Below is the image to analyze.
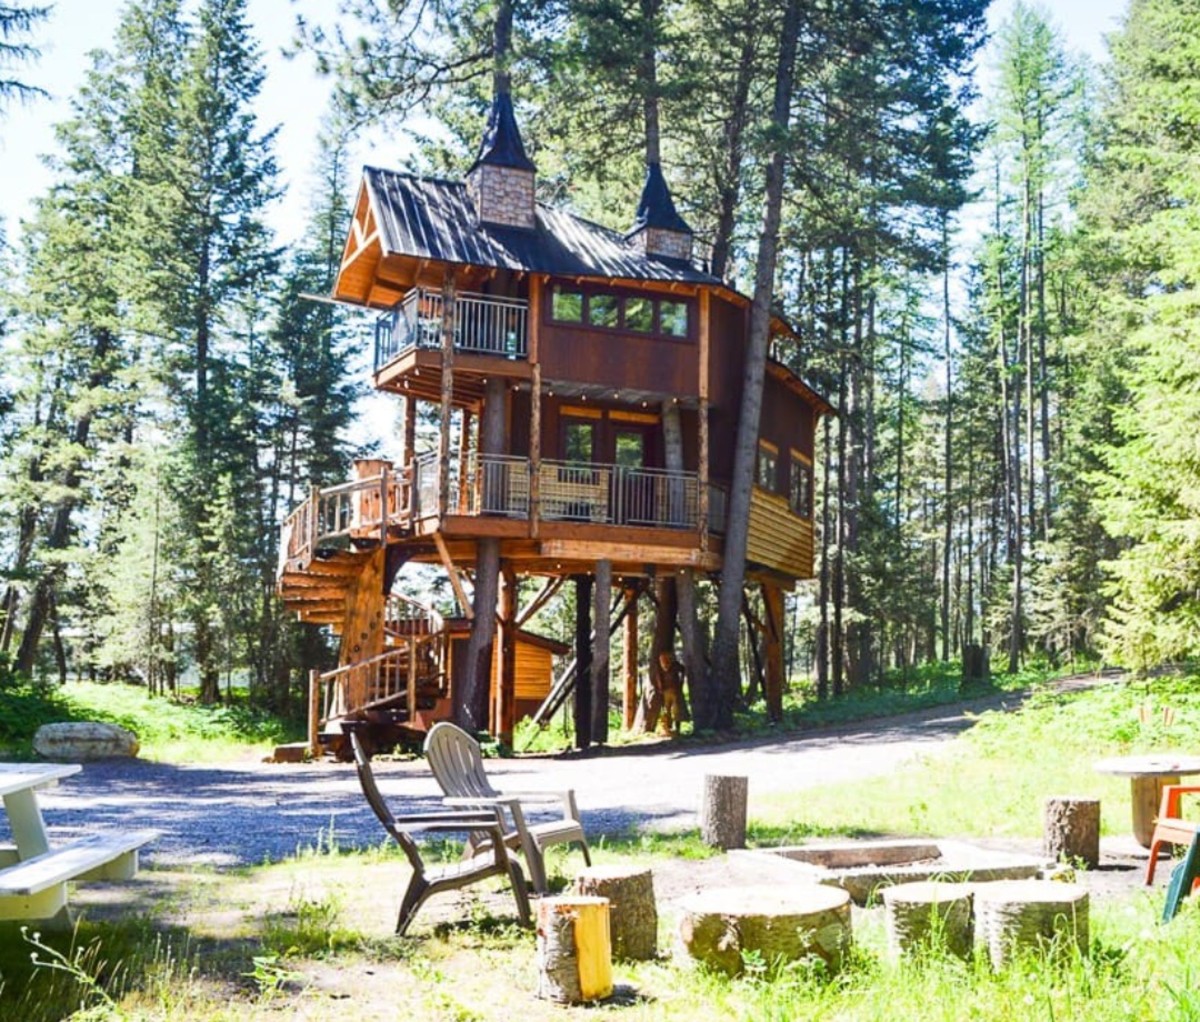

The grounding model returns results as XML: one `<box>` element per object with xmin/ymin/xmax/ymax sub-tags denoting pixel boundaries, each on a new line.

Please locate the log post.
<box><xmin>699</xmin><ymin>774</ymin><xmax>748</xmax><ymax>849</ymax></box>
<box><xmin>592</xmin><ymin>559</ymin><xmax>611</xmax><ymax>745</ymax></box>
<box><xmin>574</xmin><ymin>574</ymin><xmax>593</xmax><ymax>750</ymax></box>
<box><xmin>974</xmin><ymin>880</ymin><xmax>1089</xmax><ymax>970</ymax></box>
<box><xmin>529</xmin><ymin>275</ymin><xmax>542</xmax><ymax>539</ymax></box>
<box><xmin>762</xmin><ymin>582</ymin><xmax>784</xmax><ymax>722</ymax></box>
<box><xmin>307</xmin><ymin>668</ymin><xmax>321</xmax><ymax>758</ymax></box>
<box><xmin>1043</xmin><ymin>796</ymin><xmax>1100</xmax><ymax>868</ymax></box>
<box><xmin>882</xmin><ymin>881</ymin><xmax>974</xmax><ymax>960</ymax></box>
<box><xmin>535</xmin><ymin>896</ymin><xmax>612</xmax><ymax>1004</ymax></box>
<box><xmin>678</xmin><ymin>884</ymin><xmax>851</xmax><ymax>977</ymax></box>
<box><xmin>572</xmin><ymin>865</ymin><xmax>657</xmax><ymax>961</ymax></box>
<box><xmin>499</xmin><ymin>564</ymin><xmax>518</xmax><ymax>746</ymax></box>
<box><xmin>622</xmin><ymin>586</ymin><xmax>639</xmax><ymax>730</ymax></box>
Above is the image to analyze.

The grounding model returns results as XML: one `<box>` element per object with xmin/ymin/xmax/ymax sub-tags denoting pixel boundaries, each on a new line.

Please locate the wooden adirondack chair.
<box><xmin>423</xmin><ymin>722</ymin><xmax>591</xmax><ymax>894</ymax></box>
<box><xmin>350</xmin><ymin>731</ymin><xmax>531</xmax><ymax>934</ymax></box>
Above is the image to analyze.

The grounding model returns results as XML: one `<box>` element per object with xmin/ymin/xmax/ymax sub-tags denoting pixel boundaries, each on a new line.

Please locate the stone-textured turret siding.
<box><xmin>630</xmin><ymin>225</ymin><xmax>693</xmax><ymax>263</ymax></box>
<box><xmin>468</xmin><ymin>165</ymin><xmax>536</xmax><ymax>230</ymax></box>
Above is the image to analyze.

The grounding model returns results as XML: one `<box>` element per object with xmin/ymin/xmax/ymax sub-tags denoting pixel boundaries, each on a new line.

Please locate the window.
<box><xmin>789</xmin><ymin>453</ymin><xmax>813</xmax><ymax>518</ymax></box>
<box><xmin>551</xmin><ymin>286</ymin><xmax>583</xmax><ymax>322</ymax></box>
<box><xmin>614</xmin><ymin>430</ymin><xmax>645</xmax><ymax>469</ymax></box>
<box><xmin>588</xmin><ymin>293</ymin><xmax>620</xmax><ymax>328</ymax></box>
<box><xmin>564</xmin><ymin>421</ymin><xmax>595</xmax><ymax>464</ymax></box>
<box><xmin>756</xmin><ymin>442</ymin><xmax>778</xmax><ymax>491</ymax></box>
<box><xmin>659</xmin><ymin>300</ymin><xmax>689</xmax><ymax>338</ymax></box>
<box><xmin>624</xmin><ymin>296</ymin><xmax>654</xmax><ymax>332</ymax></box>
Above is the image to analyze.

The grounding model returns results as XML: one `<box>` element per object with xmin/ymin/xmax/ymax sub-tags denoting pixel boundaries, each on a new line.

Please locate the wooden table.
<box><xmin>0</xmin><ymin>763</ymin><xmax>82</xmax><ymax>861</ymax></box>
<box><xmin>1094</xmin><ymin>755</ymin><xmax>1200</xmax><ymax>848</ymax></box>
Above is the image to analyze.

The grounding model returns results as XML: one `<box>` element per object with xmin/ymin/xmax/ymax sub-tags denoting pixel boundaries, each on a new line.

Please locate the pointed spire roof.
<box><xmin>470</xmin><ymin>91</ymin><xmax>536</xmax><ymax>173</ymax></box>
<box><xmin>631</xmin><ymin>161</ymin><xmax>691</xmax><ymax>235</ymax></box>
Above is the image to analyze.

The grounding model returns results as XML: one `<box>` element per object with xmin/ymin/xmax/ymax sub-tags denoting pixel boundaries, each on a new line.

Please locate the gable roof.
<box><xmin>364</xmin><ymin>166</ymin><xmax>717</xmax><ymax>287</ymax></box>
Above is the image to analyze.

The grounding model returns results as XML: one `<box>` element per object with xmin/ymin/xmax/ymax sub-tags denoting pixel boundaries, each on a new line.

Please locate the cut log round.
<box><xmin>571</xmin><ymin>865</ymin><xmax>657</xmax><ymax>961</ymax></box>
<box><xmin>1043</xmin><ymin>796</ymin><xmax>1100</xmax><ymax>868</ymax></box>
<box><xmin>882</xmin><ymin>881</ymin><xmax>974</xmax><ymax>960</ymax></box>
<box><xmin>535</xmin><ymin>896</ymin><xmax>612</xmax><ymax>1004</ymax></box>
<box><xmin>974</xmin><ymin>880</ymin><xmax>1089</xmax><ymax>970</ymax></box>
<box><xmin>699</xmin><ymin>774</ymin><xmax>748</xmax><ymax>850</ymax></box>
<box><xmin>677</xmin><ymin>884</ymin><xmax>851</xmax><ymax>977</ymax></box>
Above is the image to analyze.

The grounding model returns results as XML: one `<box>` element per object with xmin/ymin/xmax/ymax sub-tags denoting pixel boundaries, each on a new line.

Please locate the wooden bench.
<box><xmin>0</xmin><ymin>829</ymin><xmax>157</xmax><ymax>927</ymax></box>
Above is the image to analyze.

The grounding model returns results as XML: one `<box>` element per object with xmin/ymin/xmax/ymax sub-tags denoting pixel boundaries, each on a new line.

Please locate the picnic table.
<box><xmin>1094</xmin><ymin>754</ymin><xmax>1200</xmax><ymax>848</ymax></box>
<box><xmin>0</xmin><ymin>762</ymin><xmax>155</xmax><ymax>927</ymax></box>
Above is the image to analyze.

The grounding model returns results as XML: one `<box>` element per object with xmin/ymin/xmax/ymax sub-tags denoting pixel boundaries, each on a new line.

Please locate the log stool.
<box><xmin>699</xmin><ymin>774</ymin><xmax>748</xmax><ymax>850</ymax></box>
<box><xmin>677</xmin><ymin>884</ymin><xmax>851</xmax><ymax>977</ymax></box>
<box><xmin>974</xmin><ymin>880</ymin><xmax>1089</xmax><ymax>970</ymax></box>
<box><xmin>882</xmin><ymin>881</ymin><xmax>974</xmax><ymax>961</ymax></box>
<box><xmin>571</xmin><ymin>865</ymin><xmax>657</xmax><ymax>960</ymax></box>
<box><xmin>535</xmin><ymin>896</ymin><xmax>613</xmax><ymax>1004</ymax></box>
<box><xmin>1043</xmin><ymin>796</ymin><xmax>1100</xmax><ymax>868</ymax></box>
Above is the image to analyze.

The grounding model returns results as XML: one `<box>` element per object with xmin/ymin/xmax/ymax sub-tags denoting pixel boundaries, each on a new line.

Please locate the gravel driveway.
<box><xmin>6</xmin><ymin>694</ymin><xmax>1027</xmax><ymax>868</ymax></box>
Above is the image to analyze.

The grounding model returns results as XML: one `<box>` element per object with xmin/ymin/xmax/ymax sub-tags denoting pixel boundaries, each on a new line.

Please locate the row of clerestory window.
<box><xmin>550</xmin><ymin>284</ymin><xmax>690</xmax><ymax>339</ymax></box>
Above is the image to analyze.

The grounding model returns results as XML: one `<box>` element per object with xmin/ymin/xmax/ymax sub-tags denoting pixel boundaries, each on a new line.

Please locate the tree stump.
<box><xmin>974</xmin><ymin>880</ymin><xmax>1089</xmax><ymax>970</ymax></box>
<box><xmin>1043</xmin><ymin>796</ymin><xmax>1100</xmax><ymax>868</ymax></box>
<box><xmin>677</xmin><ymin>884</ymin><xmax>851</xmax><ymax>977</ymax></box>
<box><xmin>571</xmin><ymin>865</ymin><xmax>657</xmax><ymax>961</ymax></box>
<box><xmin>535</xmin><ymin>896</ymin><xmax>612</xmax><ymax>1004</ymax></box>
<box><xmin>882</xmin><ymin>881</ymin><xmax>974</xmax><ymax>960</ymax></box>
<box><xmin>699</xmin><ymin>774</ymin><xmax>748</xmax><ymax>850</ymax></box>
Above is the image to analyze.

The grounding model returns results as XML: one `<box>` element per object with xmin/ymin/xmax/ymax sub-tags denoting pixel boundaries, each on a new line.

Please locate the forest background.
<box><xmin>1</xmin><ymin>0</ymin><xmax>1196</xmax><ymax>726</ymax></box>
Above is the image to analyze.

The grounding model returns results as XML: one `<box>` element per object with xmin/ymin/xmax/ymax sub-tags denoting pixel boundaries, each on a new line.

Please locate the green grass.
<box><xmin>754</xmin><ymin>671</ymin><xmax>1200</xmax><ymax>840</ymax></box>
<box><xmin>0</xmin><ymin>682</ymin><xmax>300</xmax><ymax>762</ymax></box>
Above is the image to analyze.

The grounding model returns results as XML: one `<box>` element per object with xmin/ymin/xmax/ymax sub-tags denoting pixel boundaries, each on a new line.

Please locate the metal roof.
<box><xmin>630</xmin><ymin>162</ymin><xmax>692</xmax><ymax>236</ymax></box>
<box><xmin>469</xmin><ymin>92</ymin><xmax>536</xmax><ymax>173</ymax></box>
<box><xmin>364</xmin><ymin>166</ymin><xmax>719</xmax><ymax>286</ymax></box>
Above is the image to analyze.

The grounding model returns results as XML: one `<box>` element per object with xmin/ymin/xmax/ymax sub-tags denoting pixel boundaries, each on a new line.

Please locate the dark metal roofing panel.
<box><xmin>469</xmin><ymin>92</ymin><xmax>536</xmax><ymax>173</ymax></box>
<box><xmin>363</xmin><ymin>166</ymin><xmax>718</xmax><ymax>286</ymax></box>
<box><xmin>631</xmin><ymin>162</ymin><xmax>692</xmax><ymax>235</ymax></box>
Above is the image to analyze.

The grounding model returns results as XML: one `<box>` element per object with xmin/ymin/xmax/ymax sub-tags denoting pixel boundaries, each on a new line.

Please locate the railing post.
<box><xmin>308</xmin><ymin>669</ymin><xmax>321</xmax><ymax>758</ymax></box>
<box><xmin>407</xmin><ymin>638</ymin><xmax>418</xmax><ymax>723</ymax></box>
<box><xmin>307</xmin><ymin>485</ymin><xmax>319</xmax><ymax>563</ymax></box>
<box><xmin>379</xmin><ymin>464</ymin><xmax>389</xmax><ymax>547</ymax></box>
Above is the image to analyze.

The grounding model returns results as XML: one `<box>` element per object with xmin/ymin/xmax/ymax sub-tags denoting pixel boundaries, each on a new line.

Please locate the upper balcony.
<box><xmin>374</xmin><ymin>288</ymin><xmax>529</xmax><ymax>374</ymax></box>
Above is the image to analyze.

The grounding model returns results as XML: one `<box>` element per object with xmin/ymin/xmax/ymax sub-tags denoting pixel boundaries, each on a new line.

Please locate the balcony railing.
<box><xmin>374</xmin><ymin>288</ymin><xmax>529</xmax><ymax>371</ymax></box>
<box><xmin>412</xmin><ymin>452</ymin><xmax>703</xmax><ymax>531</ymax></box>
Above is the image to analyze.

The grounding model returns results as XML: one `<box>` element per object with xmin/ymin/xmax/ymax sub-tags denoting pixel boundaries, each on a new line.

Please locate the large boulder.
<box><xmin>33</xmin><ymin>721</ymin><xmax>140</xmax><ymax>761</ymax></box>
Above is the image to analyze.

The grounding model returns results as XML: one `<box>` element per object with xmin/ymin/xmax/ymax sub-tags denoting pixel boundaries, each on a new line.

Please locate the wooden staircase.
<box><xmin>275</xmin><ymin>464</ymin><xmax>452</xmax><ymax>757</ymax></box>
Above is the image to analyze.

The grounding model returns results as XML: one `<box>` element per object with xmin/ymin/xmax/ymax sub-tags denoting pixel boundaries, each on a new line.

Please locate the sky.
<box><xmin>0</xmin><ymin>0</ymin><xmax>1129</xmax><ymax>247</ymax></box>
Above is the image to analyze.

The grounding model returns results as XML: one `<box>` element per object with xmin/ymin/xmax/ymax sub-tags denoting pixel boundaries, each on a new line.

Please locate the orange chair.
<box><xmin>1146</xmin><ymin>784</ymin><xmax>1200</xmax><ymax>884</ymax></box>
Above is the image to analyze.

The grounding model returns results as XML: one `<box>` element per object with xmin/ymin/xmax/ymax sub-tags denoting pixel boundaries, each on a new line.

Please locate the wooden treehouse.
<box><xmin>277</xmin><ymin>89</ymin><xmax>832</xmax><ymax>754</ymax></box>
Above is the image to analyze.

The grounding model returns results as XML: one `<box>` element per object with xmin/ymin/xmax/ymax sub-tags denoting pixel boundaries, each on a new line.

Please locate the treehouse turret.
<box><xmin>278</xmin><ymin>90</ymin><xmax>831</xmax><ymax>753</ymax></box>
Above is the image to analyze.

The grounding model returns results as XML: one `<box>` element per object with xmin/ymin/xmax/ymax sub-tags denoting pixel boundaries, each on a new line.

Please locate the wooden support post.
<box><xmin>438</xmin><ymin>272</ymin><xmax>457</xmax><ymax>517</ymax></box>
<box><xmin>762</xmin><ymin>582</ymin><xmax>785</xmax><ymax>723</ymax></box>
<box><xmin>529</xmin><ymin>275</ymin><xmax>543</xmax><ymax>538</ymax></box>
<box><xmin>1043</xmin><ymin>796</ymin><xmax>1100</xmax><ymax>868</ymax></box>
<box><xmin>308</xmin><ymin>668</ymin><xmax>321</xmax><ymax>758</ymax></box>
<box><xmin>499</xmin><ymin>564</ymin><xmax>518</xmax><ymax>746</ymax></box>
<box><xmin>622</xmin><ymin>586</ymin><xmax>639</xmax><ymax>731</ymax></box>
<box><xmin>535</xmin><ymin>896</ymin><xmax>612</xmax><ymax>1004</ymax></box>
<box><xmin>591</xmin><ymin>560</ymin><xmax>611</xmax><ymax>745</ymax></box>
<box><xmin>403</xmin><ymin>394</ymin><xmax>417</xmax><ymax>466</ymax></box>
<box><xmin>433</xmin><ymin>533</ymin><xmax>474</xmax><ymax>620</ymax></box>
<box><xmin>574</xmin><ymin>574</ymin><xmax>593</xmax><ymax>751</ymax></box>
<box><xmin>698</xmin><ymin>288</ymin><xmax>710</xmax><ymax>551</ymax></box>
<box><xmin>406</xmin><ymin>635</ymin><xmax>418</xmax><ymax>723</ymax></box>
<box><xmin>699</xmin><ymin>774</ymin><xmax>748</xmax><ymax>849</ymax></box>
<box><xmin>458</xmin><ymin>409</ymin><xmax>473</xmax><ymax>514</ymax></box>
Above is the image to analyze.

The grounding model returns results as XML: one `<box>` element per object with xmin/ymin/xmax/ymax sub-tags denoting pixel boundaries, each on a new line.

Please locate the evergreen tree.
<box><xmin>0</xmin><ymin>2</ymin><xmax>48</xmax><ymax>110</ymax></box>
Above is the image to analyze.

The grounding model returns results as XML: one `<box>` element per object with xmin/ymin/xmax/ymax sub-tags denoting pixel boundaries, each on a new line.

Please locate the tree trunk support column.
<box><xmin>591</xmin><ymin>560</ymin><xmax>611</xmax><ymax>745</ymax></box>
<box><xmin>622</xmin><ymin>586</ymin><xmax>639</xmax><ymax>730</ymax></box>
<box><xmin>762</xmin><ymin>582</ymin><xmax>784</xmax><ymax>722</ymax></box>
<box><xmin>497</xmin><ymin>563</ymin><xmax>518</xmax><ymax>745</ymax></box>
<box><xmin>438</xmin><ymin>272</ymin><xmax>456</xmax><ymax>517</ymax></box>
<box><xmin>574</xmin><ymin>574</ymin><xmax>593</xmax><ymax>751</ymax></box>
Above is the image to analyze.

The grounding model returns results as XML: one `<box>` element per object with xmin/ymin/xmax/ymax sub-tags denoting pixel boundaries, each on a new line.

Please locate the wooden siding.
<box><xmin>746</xmin><ymin>487</ymin><xmax>814</xmax><ymax>579</ymax></box>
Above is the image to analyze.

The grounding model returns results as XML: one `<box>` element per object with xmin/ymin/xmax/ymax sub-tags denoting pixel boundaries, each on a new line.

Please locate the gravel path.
<box><xmin>5</xmin><ymin>689</ymin><xmax>1044</xmax><ymax>868</ymax></box>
